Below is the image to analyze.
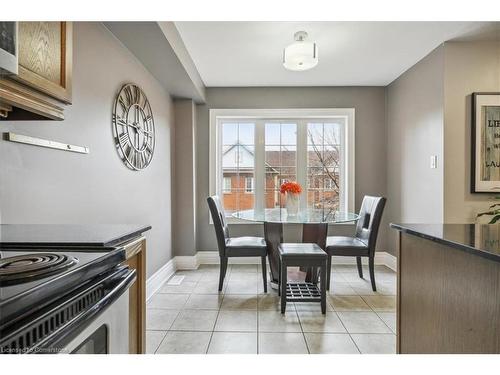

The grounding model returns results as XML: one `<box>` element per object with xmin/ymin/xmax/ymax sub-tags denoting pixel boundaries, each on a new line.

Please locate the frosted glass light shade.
<box><xmin>283</xmin><ymin>41</ymin><xmax>318</xmax><ymax>71</ymax></box>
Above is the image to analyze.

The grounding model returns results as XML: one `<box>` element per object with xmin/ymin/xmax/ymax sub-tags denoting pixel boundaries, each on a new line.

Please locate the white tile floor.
<box><xmin>146</xmin><ymin>264</ymin><xmax>397</xmax><ymax>354</ymax></box>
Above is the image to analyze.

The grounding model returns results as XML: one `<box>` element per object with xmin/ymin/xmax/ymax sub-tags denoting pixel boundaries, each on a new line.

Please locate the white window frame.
<box><xmin>209</xmin><ymin>108</ymin><xmax>355</xmax><ymax>224</ymax></box>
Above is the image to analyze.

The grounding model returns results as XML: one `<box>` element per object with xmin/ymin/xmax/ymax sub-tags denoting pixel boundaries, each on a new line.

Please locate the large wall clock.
<box><xmin>112</xmin><ymin>83</ymin><xmax>155</xmax><ymax>170</ymax></box>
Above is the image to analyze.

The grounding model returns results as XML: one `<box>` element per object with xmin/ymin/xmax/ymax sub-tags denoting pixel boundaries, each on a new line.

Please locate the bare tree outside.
<box><xmin>307</xmin><ymin>123</ymin><xmax>341</xmax><ymax>213</ymax></box>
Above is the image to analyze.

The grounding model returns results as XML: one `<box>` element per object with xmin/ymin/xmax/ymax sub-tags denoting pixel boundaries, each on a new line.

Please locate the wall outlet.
<box><xmin>430</xmin><ymin>155</ymin><xmax>438</xmax><ymax>169</ymax></box>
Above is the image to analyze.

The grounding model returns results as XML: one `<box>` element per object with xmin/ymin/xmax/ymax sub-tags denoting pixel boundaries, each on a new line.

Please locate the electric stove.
<box><xmin>0</xmin><ymin>247</ymin><xmax>135</xmax><ymax>354</ymax></box>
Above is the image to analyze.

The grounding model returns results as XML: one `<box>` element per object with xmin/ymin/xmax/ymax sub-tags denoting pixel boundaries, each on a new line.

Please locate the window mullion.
<box><xmin>255</xmin><ymin>120</ymin><xmax>265</xmax><ymax>213</ymax></box>
<box><xmin>297</xmin><ymin>119</ymin><xmax>308</xmax><ymax>211</ymax></box>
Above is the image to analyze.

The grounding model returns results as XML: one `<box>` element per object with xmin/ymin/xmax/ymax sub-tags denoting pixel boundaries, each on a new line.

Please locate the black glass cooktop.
<box><xmin>0</xmin><ymin>248</ymin><xmax>126</xmax><ymax>330</ymax></box>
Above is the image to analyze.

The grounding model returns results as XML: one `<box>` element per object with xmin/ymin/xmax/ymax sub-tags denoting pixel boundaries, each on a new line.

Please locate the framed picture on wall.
<box><xmin>471</xmin><ymin>92</ymin><xmax>500</xmax><ymax>193</ymax></box>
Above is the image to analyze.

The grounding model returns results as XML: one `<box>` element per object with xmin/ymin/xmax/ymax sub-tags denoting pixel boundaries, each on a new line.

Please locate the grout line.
<box><xmin>295</xmin><ymin>307</ymin><xmax>310</xmax><ymax>354</ymax></box>
<box><xmin>205</xmin><ymin>264</ymin><xmax>232</xmax><ymax>353</ymax></box>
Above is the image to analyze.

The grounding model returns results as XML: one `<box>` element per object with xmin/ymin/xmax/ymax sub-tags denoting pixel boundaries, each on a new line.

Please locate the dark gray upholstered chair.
<box><xmin>325</xmin><ymin>196</ymin><xmax>386</xmax><ymax>291</ymax></box>
<box><xmin>207</xmin><ymin>196</ymin><xmax>268</xmax><ymax>292</ymax></box>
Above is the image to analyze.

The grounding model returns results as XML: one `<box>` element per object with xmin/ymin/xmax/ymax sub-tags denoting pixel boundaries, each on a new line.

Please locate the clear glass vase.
<box><xmin>286</xmin><ymin>193</ymin><xmax>300</xmax><ymax>216</ymax></box>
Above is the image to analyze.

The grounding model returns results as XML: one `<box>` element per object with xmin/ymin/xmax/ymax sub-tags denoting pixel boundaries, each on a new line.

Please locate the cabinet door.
<box><xmin>14</xmin><ymin>22</ymin><xmax>72</xmax><ymax>104</ymax></box>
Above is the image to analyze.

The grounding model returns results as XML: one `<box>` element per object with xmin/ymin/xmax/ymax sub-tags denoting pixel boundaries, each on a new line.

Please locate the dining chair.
<box><xmin>207</xmin><ymin>196</ymin><xmax>268</xmax><ymax>292</ymax></box>
<box><xmin>325</xmin><ymin>195</ymin><xmax>386</xmax><ymax>291</ymax></box>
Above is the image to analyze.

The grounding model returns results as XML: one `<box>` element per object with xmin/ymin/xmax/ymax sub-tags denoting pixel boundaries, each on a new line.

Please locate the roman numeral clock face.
<box><xmin>112</xmin><ymin>83</ymin><xmax>155</xmax><ymax>170</ymax></box>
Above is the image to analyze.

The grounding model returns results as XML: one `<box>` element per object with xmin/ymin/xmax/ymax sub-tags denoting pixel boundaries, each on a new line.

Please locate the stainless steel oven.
<box><xmin>0</xmin><ymin>21</ymin><xmax>18</xmax><ymax>75</ymax></box>
<box><xmin>0</xmin><ymin>249</ymin><xmax>136</xmax><ymax>355</ymax></box>
<box><xmin>63</xmin><ymin>290</ymin><xmax>130</xmax><ymax>354</ymax></box>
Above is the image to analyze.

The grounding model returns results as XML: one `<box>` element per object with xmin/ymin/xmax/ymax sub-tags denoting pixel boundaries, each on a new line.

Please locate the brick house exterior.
<box><xmin>222</xmin><ymin>144</ymin><xmax>340</xmax><ymax>212</ymax></box>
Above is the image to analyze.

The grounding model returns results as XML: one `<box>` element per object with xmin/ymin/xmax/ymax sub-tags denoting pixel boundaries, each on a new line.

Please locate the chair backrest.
<box><xmin>355</xmin><ymin>195</ymin><xmax>386</xmax><ymax>253</ymax></box>
<box><xmin>207</xmin><ymin>195</ymin><xmax>229</xmax><ymax>256</ymax></box>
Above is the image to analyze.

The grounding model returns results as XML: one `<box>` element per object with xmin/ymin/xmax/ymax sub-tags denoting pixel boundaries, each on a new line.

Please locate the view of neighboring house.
<box><xmin>222</xmin><ymin>143</ymin><xmax>340</xmax><ymax>213</ymax></box>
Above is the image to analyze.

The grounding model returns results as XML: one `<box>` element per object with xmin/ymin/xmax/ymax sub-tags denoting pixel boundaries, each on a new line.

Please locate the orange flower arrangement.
<box><xmin>280</xmin><ymin>181</ymin><xmax>302</xmax><ymax>195</ymax></box>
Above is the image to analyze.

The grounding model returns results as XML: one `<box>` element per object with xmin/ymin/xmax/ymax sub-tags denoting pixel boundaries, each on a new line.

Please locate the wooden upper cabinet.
<box><xmin>15</xmin><ymin>22</ymin><xmax>72</xmax><ymax>104</ymax></box>
<box><xmin>0</xmin><ymin>21</ymin><xmax>72</xmax><ymax>120</ymax></box>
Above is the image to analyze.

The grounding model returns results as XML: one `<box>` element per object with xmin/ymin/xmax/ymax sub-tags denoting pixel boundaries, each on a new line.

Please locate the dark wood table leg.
<box><xmin>302</xmin><ymin>223</ymin><xmax>328</xmax><ymax>283</ymax></box>
<box><xmin>281</xmin><ymin>260</ymin><xmax>287</xmax><ymax>314</ymax></box>
<box><xmin>264</xmin><ymin>222</ymin><xmax>283</xmax><ymax>284</ymax></box>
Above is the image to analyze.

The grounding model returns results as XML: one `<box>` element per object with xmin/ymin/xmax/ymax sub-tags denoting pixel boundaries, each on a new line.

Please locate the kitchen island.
<box><xmin>0</xmin><ymin>224</ymin><xmax>151</xmax><ymax>354</ymax></box>
<box><xmin>391</xmin><ymin>223</ymin><xmax>500</xmax><ymax>354</ymax></box>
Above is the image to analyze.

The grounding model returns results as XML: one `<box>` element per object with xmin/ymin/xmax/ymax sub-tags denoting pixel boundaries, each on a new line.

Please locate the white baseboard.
<box><xmin>174</xmin><ymin>255</ymin><xmax>199</xmax><ymax>270</ymax></box>
<box><xmin>146</xmin><ymin>258</ymin><xmax>176</xmax><ymax>301</ymax></box>
<box><xmin>175</xmin><ymin>250</ymin><xmax>397</xmax><ymax>270</ymax></box>
<box><xmin>381</xmin><ymin>252</ymin><xmax>397</xmax><ymax>272</ymax></box>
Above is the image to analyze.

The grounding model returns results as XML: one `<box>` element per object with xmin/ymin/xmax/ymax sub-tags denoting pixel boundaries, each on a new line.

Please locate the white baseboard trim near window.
<box><xmin>147</xmin><ymin>251</ymin><xmax>397</xmax><ymax>300</ymax></box>
<box><xmin>146</xmin><ymin>258</ymin><xmax>176</xmax><ymax>301</ymax></box>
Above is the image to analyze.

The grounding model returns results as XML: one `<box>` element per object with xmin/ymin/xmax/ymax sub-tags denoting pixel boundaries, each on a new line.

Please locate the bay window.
<box><xmin>209</xmin><ymin>109</ymin><xmax>355</xmax><ymax>220</ymax></box>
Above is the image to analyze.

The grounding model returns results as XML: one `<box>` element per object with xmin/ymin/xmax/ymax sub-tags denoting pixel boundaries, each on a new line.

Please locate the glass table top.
<box><xmin>232</xmin><ymin>208</ymin><xmax>359</xmax><ymax>224</ymax></box>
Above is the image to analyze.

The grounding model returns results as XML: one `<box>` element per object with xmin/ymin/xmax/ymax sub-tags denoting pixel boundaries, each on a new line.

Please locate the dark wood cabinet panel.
<box><xmin>397</xmin><ymin>232</ymin><xmax>500</xmax><ymax>353</ymax></box>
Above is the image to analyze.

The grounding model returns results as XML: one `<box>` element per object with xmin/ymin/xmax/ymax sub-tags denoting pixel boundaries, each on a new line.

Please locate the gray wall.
<box><xmin>443</xmin><ymin>41</ymin><xmax>500</xmax><ymax>222</ymax></box>
<box><xmin>172</xmin><ymin>99</ymin><xmax>197</xmax><ymax>256</ymax></box>
<box><xmin>195</xmin><ymin>87</ymin><xmax>387</xmax><ymax>253</ymax></box>
<box><xmin>0</xmin><ymin>22</ymin><xmax>174</xmax><ymax>278</ymax></box>
<box><xmin>385</xmin><ymin>46</ymin><xmax>445</xmax><ymax>255</ymax></box>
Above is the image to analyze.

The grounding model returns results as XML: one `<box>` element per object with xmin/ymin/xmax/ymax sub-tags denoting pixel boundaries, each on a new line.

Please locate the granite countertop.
<box><xmin>0</xmin><ymin>224</ymin><xmax>152</xmax><ymax>249</ymax></box>
<box><xmin>390</xmin><ymin>223</ymin><xmax>500</xmax><ymax>263</ymax></box>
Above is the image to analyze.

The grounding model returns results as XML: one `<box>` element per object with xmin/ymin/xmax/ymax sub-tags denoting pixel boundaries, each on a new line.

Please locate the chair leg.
<box><xmin>356</xmin><ymin>256</ymin><xmax>363</xmax><ymax>279</ymax></box>
<box><xmin>278</xmin><ymin>260</ymin><xmax>281</xmax><ymax>297</ymax></box>
<box><xmin>219</xmin><ymin>257</ymin><xmax>228</xmax><ymax>291</ymax></box>
<box><xmin>369</xmin><ymin>256</ymin><xmax>376</xmax><ymax>291</ymax></box>
<box><xmin>326</xmin><ymin>256</ymin><xmax>332</xmax><ymax>291</ymax></box>
<box><xmin>261</xmin><ymin>256</ymin><xmax>268</xmax><ymax>293</ymax></box>
<box><xmin>320</xmin><ymin>262</ymin><xmax>326</xmax><ymax>314</ymax></box>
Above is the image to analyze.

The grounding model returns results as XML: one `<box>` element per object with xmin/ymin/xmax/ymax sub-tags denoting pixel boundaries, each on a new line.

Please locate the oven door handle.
<box><xmin>31</xmin><ymin>267</ymin><xmax>136</xmax><ymax>353</ymax></box>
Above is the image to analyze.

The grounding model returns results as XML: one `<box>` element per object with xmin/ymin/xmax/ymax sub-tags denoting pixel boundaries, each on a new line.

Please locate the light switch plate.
<box><xmin>430</xmin><ymin>155</ymin><xmax>438</xmax><ymax>169</ymax></box>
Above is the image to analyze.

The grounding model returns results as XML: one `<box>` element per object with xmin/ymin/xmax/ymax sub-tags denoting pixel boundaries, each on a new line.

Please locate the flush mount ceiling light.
<box><xmin>283</xmin><ymin>31</ymin><xmax>318</xmax><ymax>72</ymax></box>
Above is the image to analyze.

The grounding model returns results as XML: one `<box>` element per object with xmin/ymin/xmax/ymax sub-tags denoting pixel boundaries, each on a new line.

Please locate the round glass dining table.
<box><xmin>232</xmin><ymin>208</ymin><xmax>359</xmax><ymax>286</ymax></box>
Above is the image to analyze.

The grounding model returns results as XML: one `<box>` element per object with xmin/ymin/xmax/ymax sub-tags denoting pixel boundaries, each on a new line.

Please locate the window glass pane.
<box><xmin>265</xmin><ymin>146</ymin><xmax>281</xmax><ymax>167</ymax></box>
<box><xmin>265</xmin><ymin>123</ymin><xmax>280</xmax><ymax>144</ymax></box>
<box><xmin>221</xmin><ymin>124</ymin><xmax>255</xmax><ymax>216</ymax></box>
<box><xmin>306</xmin><ymin>121</ymin><xmax>343</xmax><ymax>212</ymax></box>
<box><xmin>245</xmin><ymin>177</ymin><xmax>254</xmax><ymax>192</ymax></box>
<box><xmin>265</xmin><ymin>122</ymin><xmax>298</xmax><ymax>192</ymax></box>
<box><xmin>307</xmin><ymin>167</ymin><xmax>324</xmax><ymax>189</ymax></box>
<box><xmin>238</xmin><ymin>123</ymin><xmax>255</xmax><ymax>145</ymax></box>
<box><xmin>281</xmin><ymin>145</ymin><xmax>296</xmax><ymax>166</ymax></box>
<box><xmin>265</xmin><ymin>172</ymin><xmax>279</xmax><ymax>190</ymax></box>
<box><xmin>281</xmin><ymin>123</ymin><xmax>297</xmax><ymax>145</ymax></box>
<box><xmin>307</xmin><ymin>145</ymin><xmax>322</xmax><ymax>167</ymax></box>
<box><xmin>324</xmin><ymin>122</ymin><xmax>342</xmax><ymax>145</ymax></box>
<box><xmin>323</xmin><ymin>190</ymin><xmax>340</xmax><ymax>210</ymax></box>
<box><xmin>223</xmin><ymin>177</ymin><xmax>232</xmax><ymax>193</ymax></box>
<box><xmin>265</xmin><ymin>190</ymin><xmax>281</xmax><ymax>209</ymax></box>
<box><xmin>307</xmin><ymin>123</ymin><xmax>323</xmax><ymax>145</ymax></box>
<box><xmin>323</xmin><ymin>145</ymin><xmax>340</xmax><ymax>168</ymax></box>
<box><xmin>222</xmin><ymin>123</ymin><xmax>238</xmax><ymax>145</ymax></box>
<box><xmin>307</xmin><ymin>190</ymin><xmax>323</xmax><ymax>210</ymax></box>
<box><xmin>280</xmin><ymin>166</ymin><xmax>296</xmax><ymax>181</ymax></box>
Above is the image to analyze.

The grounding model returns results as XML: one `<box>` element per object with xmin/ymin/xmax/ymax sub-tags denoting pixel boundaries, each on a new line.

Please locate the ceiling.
<box><xmin>175</xmin><ymin>21</ymin><xmax>497</xmax><ymax>87</ymax></box>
